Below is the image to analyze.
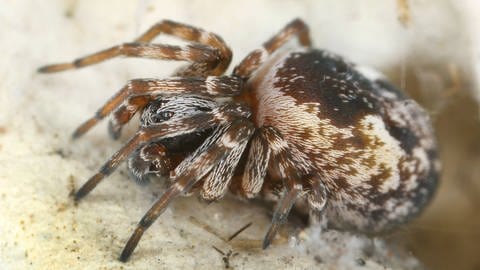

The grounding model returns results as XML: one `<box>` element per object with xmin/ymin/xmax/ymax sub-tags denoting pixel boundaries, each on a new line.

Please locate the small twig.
<box><xmin>189</xmin><ymin>216</ymin><xmax>253</xmax><ymax>243</ymax></box>
<box><xmin>188</xmin><ymin>216</ymin><xmax>226</xmax><ymax>241</ymax></box>
<box><xmin>212</xmin><ymin>245</ymin><xmax>226</xmax><ymax>255</ymax></box>
<box><xmin>227</xmin><ymin>222</ymin><xmax>252</xmax><ymax>242</ymax></box>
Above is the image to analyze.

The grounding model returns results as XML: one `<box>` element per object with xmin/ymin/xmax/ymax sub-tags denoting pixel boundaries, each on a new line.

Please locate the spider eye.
<box><xmin>149</xmin><ymin>111</ymin><xmax>175</xmax><ymax>123</ymax></box>
<box><xmin>158</xmin><ymin>111</ymin><xmax>174</xmax><ymax>121</ymax></box>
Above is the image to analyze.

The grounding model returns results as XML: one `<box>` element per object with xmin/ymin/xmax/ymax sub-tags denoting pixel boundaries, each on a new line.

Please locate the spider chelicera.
<box><xmin>39</xmin><ymin>18</ymin><xmax>439</xmax><ymax>262</ymax></box>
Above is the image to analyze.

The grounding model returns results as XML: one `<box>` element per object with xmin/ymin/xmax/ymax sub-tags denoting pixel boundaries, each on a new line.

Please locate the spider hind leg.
<box><xmin>253</xmin><ymin>127</ymin><xmax>328</xmax><ymax>249</ymax></box>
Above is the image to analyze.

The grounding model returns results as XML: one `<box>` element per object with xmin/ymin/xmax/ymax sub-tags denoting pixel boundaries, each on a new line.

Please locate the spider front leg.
<box><xmin>38</xmin><ymin>20</ymin><xmax>231</xmax><ymax>76</ymax></box>
<box><xmin>120</xmin><ymin>118</ymin><xmax>255</xmax><ymax>262</ymax></box>
<box><xmin>134</xmin><ymin>20</ymin><xmax>232</xmax><ymax>75</ymax></box>
<box><xmin>38</xmin><ymin>43</ymin><xmax>220</xmax><ymax>73</ymax></box>
<box><xmin>71</xmin><ymin>75</ymin><xmax>243</xmax><ymax>139</ymax></box>
<box><xmin>233</xmin><ymin>18</ymin><xmax>311</xmax><ymax>79</ymax></box>
<box><xmin>74</xmin><ymin>102</ymin><xmax>251</xmax><ymax>201</ymax></box>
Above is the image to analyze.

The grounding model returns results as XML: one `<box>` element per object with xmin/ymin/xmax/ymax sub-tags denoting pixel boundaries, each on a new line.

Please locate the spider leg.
<box><xmin>241</xmin><ymin>127</ymin><xmax>271</xmax><ymax>198</ymax></box>
<box><xmin>306</xmin><ymin>174</ymin><xmax>328</xmax><ymax>214</ymax></box>
<box><xmin>200</xmin><ymin>128</ymin><xmax>252</xmax><ymax>201</ymax></box>
<box><xmin>119</xmin><ymin>118</ymin><xmax>255</xmax><ymax>262</ymax></box>
<box><xmin>134</xmin><ymin>20</ymin><xmax>232</xmax><ymax>75</ymax></box>
<box><xmin>38</xmin><ymin>20</ymin><xmax>231</xmax><ymax>75</ymax></box>
<box><xmin>262</xmin><ymin>178</ymin><xmax>303</xmax><ymax>249</ymax></box>
<box><xmin>233</xmin><ymin>18</ymin><xmax>311</xmax><ymax>79</ymax></box>
<box><xmin>74</xmin><ymin>103</ymin><xmax>251</xmax><ymax>201</ymax></box>
<box><xmin>38</xmin><ymin>43</ymin><xmax>220</xmax><ymax>72</ymax></box>
<box><xmin>107</xmin><ymin>95</ymin><xmax>150</xmax><ymax>140</ymax></box>
<box><xmin>259</xmin><ymin>127</ymin><xmax>308</xmax><ymax>249</ymax></box>
<box><xmin>72</xmin><ymin>76</ymin><xmax>243</xmax><ymax>138</ymax></box>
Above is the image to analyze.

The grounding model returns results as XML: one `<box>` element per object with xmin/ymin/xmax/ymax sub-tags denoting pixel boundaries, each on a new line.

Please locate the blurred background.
<box><xmin>1</xmin><ymin>0</ymin><xmax>479</xmax><ymax>269</ymax></box>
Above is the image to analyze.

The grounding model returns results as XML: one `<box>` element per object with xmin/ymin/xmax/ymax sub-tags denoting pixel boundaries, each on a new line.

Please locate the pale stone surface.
<box><xmin>1</xmin><ymin>1</ymin><xmax>478</xmax><ymax>269</ymax></box>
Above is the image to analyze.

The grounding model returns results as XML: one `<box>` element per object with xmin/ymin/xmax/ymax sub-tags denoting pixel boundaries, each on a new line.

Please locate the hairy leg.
<box><xmin>39</xmin><ymin>43</ymin><xmax>220</xmax><ymax>72</ymax></box>
<box><xmin>200</xmin><ymin>129</ymin><xmax>251</xmax><ymax>201</ymax></box>
<box><xmin>241</xmin><ymin>127</ymin><xmax>271</xmax><ymax>198</ymax></box>
<box><xmin>119</xmin><ymin>118</ymin><xmax>255</xmax><ymax>262</ymax></box>
<box><xmin>262</xmin><ymin>178</ymin><xmax>303</xmax><ymax>249</ymax></box>
<box><xmin>72</xmin><ymin>76</ymin><xmax>243</xmax><ymax>138</ymax></box>
<box><xmin>134</xmin><ymin>20</ymin><xmax>232</xmax><ymax>75</ymax></box>
<box><xmin>256</xmin><ymin>126</ymin><xmax>324</xmax><ymax>249</ymax></box>
<box><xmin>38</xmin><ymin>20</ymin><xmax>231</xmax><ymax>75</ymax></box>
<box><xmin>233</xmin><ymin>18</ymin><xmax>311</xmax><ymax>79</ymax></box>
<box><xmin>305</xmin><ymin>174</ymin><xmax>328</xmax><ymax>214</ymax></box>
<box><xmin>74</xmin><ymin>103</ymin><xmax>251</xmax><ymax>201</ymax></box>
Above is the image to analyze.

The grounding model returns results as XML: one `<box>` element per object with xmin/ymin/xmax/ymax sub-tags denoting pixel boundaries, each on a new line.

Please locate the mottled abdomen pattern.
<box><xmin>248</xmin><ymin>48</ymin><xmax>439</xmax><ymax>233</ymax></box>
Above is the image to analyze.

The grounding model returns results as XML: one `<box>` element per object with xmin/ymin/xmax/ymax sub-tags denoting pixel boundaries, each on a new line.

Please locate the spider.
<box><xmin>39</xmin><ymin>19</ymin><xmax>439</xmax><ymax>262</ymax></box>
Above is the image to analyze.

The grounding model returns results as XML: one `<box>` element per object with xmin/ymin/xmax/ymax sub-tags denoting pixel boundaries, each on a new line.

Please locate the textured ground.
<box><xmin>1</xmin><ymin>1</ymin><xmax>480</xmax><ymax>269</ymax></box>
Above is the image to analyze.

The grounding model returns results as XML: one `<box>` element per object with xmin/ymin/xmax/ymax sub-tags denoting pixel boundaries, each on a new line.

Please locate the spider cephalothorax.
<box><xmin>39</xmin><ymin>19</ymin><xmax>439</xmax><ymax>262</ymax></box>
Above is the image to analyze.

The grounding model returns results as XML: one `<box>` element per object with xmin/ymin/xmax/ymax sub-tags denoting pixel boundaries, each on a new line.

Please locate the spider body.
<box><xmin>241</xmin><ymin>47</ymin><xmax>439</xmax><ymax>233</ymax></box>
<box><xmin>39</xmin><ymin>19</ymin><xmax>439</xmax><ymax>261</ymax></box>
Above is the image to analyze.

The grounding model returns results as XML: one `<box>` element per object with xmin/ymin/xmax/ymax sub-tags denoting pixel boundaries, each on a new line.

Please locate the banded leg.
<box><xmin>119</xmin><ymin>118</ymin><xmax>255</xmax><ymax>262</ymax></box>
<box><xmin>241</xmin><ymin>127</ymin><xmax>271</xmax><ymax>198</ymax></box>
<box><xmin>74</xmin><ymin>103</ymin><xmax>251</xmax><ymax>201</ymax></box>
<box><xmin>260</xmin><ymin>127</ymin><xmax>306</xmax><ymax>249</ymax></box>
<box><xmin>200</xmin><ymin>128</ymin><xmax>252</xmax><ymax>201</ymax></box>
<box><xmin>306</xmin><ymin>174</ymin><xmax>328</xmax><ymax>214</ymax></box>
<box><xmin>38</xmin><ymin>20</ymin><xmax>231</xmax><ymax>75</ymax></box>
<box><xmin>262</xmin><ymin>177</ymin><xmax>303</xmax><ymax>249</ymax></box>
<box><xmin>233</xmin><ymin>18</ymin><xmax>311</xmax><ymax>79</ymax></box>
<box><xmin>134</xmin><ymin>20</ymin><xmax>232</xmax><ymax>75</ymax></box>
<box><xmin>72</xmin><ymin>76</ymin><xmax>243</xmax><ymax>138</ymax></box>
<box><xmin>243</xmin><ymin>127</ymin><xmax>327</xmax><ymax>246</ymax></box>
<box><xmin>38</xmin><ymin>43</ymin><xmax>220</xmax><ymax>73</ymax></box>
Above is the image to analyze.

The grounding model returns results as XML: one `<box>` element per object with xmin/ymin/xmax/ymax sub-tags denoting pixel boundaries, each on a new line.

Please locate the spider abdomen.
<box><xmin>246</xmin><ymin>48</ymin><xmax>439</xmax><ymax>233</ymax></box>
